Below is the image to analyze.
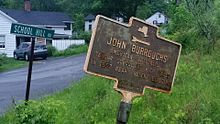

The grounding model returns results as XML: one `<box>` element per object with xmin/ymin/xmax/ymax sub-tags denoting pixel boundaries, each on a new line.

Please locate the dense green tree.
<box><xmin>146</xmin><ymin>0</ymin><xmax>169</xmax><ymax>14</ymax></box>
<box><xmin>136</xmin><ymin>0</ymin><xmax>176</xmax><ymax>20</ymax></box>
<box><xmin>215</xmin><ymin>0</ymin><xmax>220</xmax><ymax>26</ymax></box>
<box><xmin>0</xmin><ymin>0</ymin><xmax>7</xmax><ymax>7</ymax></box>
<box><xmin>31</xmin><ymin>0</ymin><xmax>62</xmax><ymax>11</ymax></box>
<box><xmin>91</xmin><ymin>0</ymin><xmax>145</xmax><ymax>22</ymax></box>
<box><xmin>1</xmin><ymin>0</ymin><xmax>220</xmax><ymax>53</ymax></box>
<box><xmin>0</xmin><ymin>0</ymin><xmax>23</xmax><ymax>9</ymax></box>
<box><xmin>121</xmin><ymin>0</ymin><xmax>145</xmax><ymax>21</ymax></box>
<box><xmin>165</xmin><ymin>3</ymin><xmax>199</xmax><ymax>53</ymax></box>
<box><xmin>136</xmin><ymin>2</ymin><xmax>152</xmax><ymax>19</ymax></box>
<box><xmin>167</xmin><ymin>3</ymin><xmax>193</xmax><ymax>34</ymax></box>
<box><xmin>0</xmin><ymin>0</ymin><xmax>61</xmax><ymax>11</ymax></box>
<box><xmin>73</xmin><ymin>13</ymin><xmax>85</xmax><ymax>33</ymax></box>
<box><xmin>57</xmin><ymin>0</ymin><xmax>93</xmax><ymax>16</ymax></box>
<box><xmin>186</xmin><ymin>0</ymin><xmax>219</xmax><ymax>53</ymax></box>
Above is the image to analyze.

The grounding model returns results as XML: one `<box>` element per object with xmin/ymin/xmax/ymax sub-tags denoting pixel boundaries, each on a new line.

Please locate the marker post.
<box><xmin>117</xmin><ymin>101</ymin><xmax>132</xmax><ymax>124</ymax></box>
<box><xmin>25</xmin><ymin>37</ymin><xmax>35</xmax><ymax>103</ymax></box>
<box><xmin>83</xmin><ymin>15</ymin><xmax>182</xmax><ymax>124</ymax></box>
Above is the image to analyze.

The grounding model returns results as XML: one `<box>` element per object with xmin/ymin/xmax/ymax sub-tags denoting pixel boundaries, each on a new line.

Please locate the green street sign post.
<box><xmin>10</xmin><ymin>23</ymin><xmax>54</xmax><ymax>103</ymax></box>
<box><xmin>10</xmin><ymin>23</ymin><xmax>54</xmax><ymax>39</ymax></box>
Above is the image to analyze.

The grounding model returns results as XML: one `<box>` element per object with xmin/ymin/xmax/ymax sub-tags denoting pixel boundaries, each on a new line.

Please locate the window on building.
<box><xmin>159</xmin><ymin>14</ymin><xmax>161</xmax><ymax>18</ymax></box>
<box><xmin>89</xmin><ymin>24</ymin><xmax>92</xmax><ymax>31</ymax></box>
<box><xmin>153</xmin><ymin>20</ymin><xmax>158</xmax><ymax>25</ymax></box>
<box><xmin>89</xmin><ymin>20</ymin><xmax>92</xmax><ymax>23</ymax></box>
<box><xmin>0</xmin><ymin>35</ymin><xmax>5</xmax><ymax>49</ymax></box>
<box><xmin>64</xmin><ymin>23</ymin><xmax>71</xmax><ymax>30</ymax></box>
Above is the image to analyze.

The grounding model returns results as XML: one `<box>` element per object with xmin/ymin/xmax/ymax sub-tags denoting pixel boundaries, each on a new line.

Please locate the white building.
<box><xmin>0</xmin><ymin>0</ymin><xmax>73</xmax><ymax>57</ymax></box>
<box><xmin>84</xmin><ymin>14</ymin><xmax>124</xmax><ymax>32</ymax></box>
<box><xmin>84</xmin><ymin>14</ymin><xmax>96</xmax><ymax>32</ymax></box>
<box><xmin>145</xmin><ymin>12</ymin><xmax>168</xmax><ymax>26</ymax></box>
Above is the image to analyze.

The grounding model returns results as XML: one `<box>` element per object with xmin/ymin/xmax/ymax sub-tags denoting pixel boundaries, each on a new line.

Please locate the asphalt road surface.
<box><xmin>0</xmin><ymin>54</ymin><xmax>86</xmax><ymax>115</ymax></box>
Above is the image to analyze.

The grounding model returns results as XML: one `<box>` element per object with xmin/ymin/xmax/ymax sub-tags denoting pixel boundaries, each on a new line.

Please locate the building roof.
<box><xmin>84</xmin><ymin>14</ymin><xmax>95</xmax><ymax>21</ymax></box>
<box><xmin>0</xmin><ymin>8</ymin><xmax>72</xmax><ymax>26</ymax></box>
<box><xmin>146</xmin><ymin>12</ymin><xmax>167</xmax><ymax>20</ymax></box>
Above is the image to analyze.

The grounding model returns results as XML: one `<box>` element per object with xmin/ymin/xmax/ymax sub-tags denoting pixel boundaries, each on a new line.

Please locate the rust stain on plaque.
<box><xmin>84</xmin><ymin>15</ymin><xmax>181</xmax><ymax>94</ymax></box>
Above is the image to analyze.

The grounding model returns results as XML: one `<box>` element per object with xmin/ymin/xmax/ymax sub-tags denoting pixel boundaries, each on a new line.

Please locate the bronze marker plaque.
<box><xmin>84</xmin><ymin>15</ymin><xmax>181</xmax><ymax>94</ymax></box>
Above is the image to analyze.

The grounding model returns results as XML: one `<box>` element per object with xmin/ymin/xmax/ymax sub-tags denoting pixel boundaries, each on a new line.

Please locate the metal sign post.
<box><xmin>116</xmin><ymin>91</ymin><xmax>140</xmax><ymax>123</ymax></box>
<box><xmin>84</xmin><ymin>15</ymin><xmax>182</xmax><ymax>123</ymax></box>
<box><xmin>25</xmin><ymin>37</ymin><xmax>35</xmax><ymax>102</ymax></box>
<box><xmin>117</xmin><ymin>101</ymin><xmax>132</xmax><ymax>124</ymax></box>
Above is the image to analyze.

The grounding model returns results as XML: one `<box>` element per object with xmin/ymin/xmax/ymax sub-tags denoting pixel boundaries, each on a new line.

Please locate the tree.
<box><xmin>167</xmin><ymin>3</ymin><xmax>193</xmax><ymax>34</ymax></box>
<box><xmin>0</xmin><ymin>0</ymin><xmax>7</xmax><ymax>7</ymax></box>
<box><xmin>73</xmin><ymin>13</ymin><xmax>85</xmax><ymax>33</ymax></box>
<box><xmin>122</xmin><ymin>0</ymin><xmax>145</xmax><ymax>21</ymax></box>
<box><xmin>136</xmin><ymin>2</ymin><xmax>152</xmax><ymax>20</ymax></box>
<box><xmin>165</xmin><ymin>3</ymin><xmax>200</xmax><ymax>53</ymax></box>
<box><xmin>91</xmin><ymin>0</ymin><xmax>145</xmax><ymax>22</ymax></box>
<box><xmin>186</xmin><ymin>0</ymin><xmax>219</xmax><ymax>53</ymax></box>
<box><xmin>146</xmin><ymin>0</ymin><xmax>169</xmax><ymax>14</ymax></box>
<box><xmin>0</xmin><ymin>0</ymin><xmax>23</xmax><ymax>9</ymax></box>
<box><xmin>31</xmin><ymin>0</ymin><xmax>62</xmax><ymax>11</ymax></box>
<box><xmin>136</xmin><ymin>0</ymin><xmax>175</xmax><ymax>20</ymax></box>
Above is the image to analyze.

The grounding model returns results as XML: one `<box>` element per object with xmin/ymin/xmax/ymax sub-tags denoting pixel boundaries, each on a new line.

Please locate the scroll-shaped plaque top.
<box><xmin>84</xmin><ymin>15</ymin><xmax>181</xmax><ymax>95</ymax></box>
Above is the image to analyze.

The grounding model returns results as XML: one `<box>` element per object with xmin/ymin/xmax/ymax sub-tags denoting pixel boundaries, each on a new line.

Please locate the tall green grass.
<box><xmin>0</xmin><ymin>55</ymin><xmax>27</xmax><ymax>72</ymax></box>
<box><xmin>1</xmin><ymin>49</ymin><xmax>220</xmax><ymax>123</ymax></box>
<box><xmin>47</xmin><ymin>44</ymin><xmax>88</xmax><ymax>57</ymax></box>
<box><xmin>53</xmin><ymin>45</ymin><xmax>88</xmax><ymax>57</ymax></box>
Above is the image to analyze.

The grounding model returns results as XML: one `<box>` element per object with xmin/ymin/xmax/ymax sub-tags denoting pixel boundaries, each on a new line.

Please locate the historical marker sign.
<box><xmin>10</xmin><ymin>23</ymin><xmax>54</xmax><ymax>39</ymax></box>
<box><xmin>84</xmin><ymin>15</ymin><xmax>181</xmax><ymax>94</ymax></box>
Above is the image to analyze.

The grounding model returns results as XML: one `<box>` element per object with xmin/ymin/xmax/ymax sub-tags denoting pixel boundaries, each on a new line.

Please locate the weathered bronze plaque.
<box><xmin>84</xmin><ymin>15</ymin><xmax>181</xmax><ymax>94</ymax></box>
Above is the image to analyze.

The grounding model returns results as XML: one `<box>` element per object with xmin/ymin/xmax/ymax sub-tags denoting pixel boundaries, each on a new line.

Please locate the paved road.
<box><xmin>0</xmin><ymin>54</ymin><xmax>86</xmax><ymax>114</ymax></box>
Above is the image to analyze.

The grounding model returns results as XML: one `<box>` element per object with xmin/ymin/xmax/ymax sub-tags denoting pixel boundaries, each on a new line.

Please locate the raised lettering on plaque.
<box><xmin>84</xmin><ymin>15</ymin><xmax>181</xmax><ymax>94</ymax></box>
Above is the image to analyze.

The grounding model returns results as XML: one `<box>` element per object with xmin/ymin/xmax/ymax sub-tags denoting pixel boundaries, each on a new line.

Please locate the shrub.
<box><xmin>15</xmin><ymin>99</ymin><xmax>66</xmax><ymax>124</ymax></box>
<box><xmin>78</xmin><ymin>31</ymin><xmax>92</xmax><ymax>44</ymax></box>
<box><xmin>0</xmin><ymin>53</ymin><xmax>7</xmax><ymax>66</ymax></box>
<box><xmin>67</xmin><ymin>44</ymin><xmax>84</xmax><ymax>49</ymax></box>
<box><xmin>53</xmin><ymin>45</ymin><xmax>88</xmax><ymax>57</ymax></box>
<box><xmin>47</xmin><ymin>45</ymin><xmax>57</xmax><ymax>57</ymax></box>
<box><xmin>167</xmin><ymin>29</ymin><xmax>201</xmax><ymax>54</ymax></box>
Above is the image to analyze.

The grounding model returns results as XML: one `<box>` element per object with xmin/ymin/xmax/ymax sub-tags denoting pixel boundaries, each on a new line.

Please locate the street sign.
<box><xmin>10</xmin><ymin>23</ymin><xmax>54</xmax><ymax>102</ymax></box>
<box><xmin>84</xmin><ymin>15</ymin><xmax>181</xmax><ymax>94</ymax></box>
<box><xmin>10</xmin><ymin>23</ymin><xmax>54</xmax><ymax>39</ymax></box>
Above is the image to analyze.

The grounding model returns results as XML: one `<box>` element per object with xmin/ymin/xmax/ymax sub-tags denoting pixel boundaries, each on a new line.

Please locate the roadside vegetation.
<box><xmin>1</xmin><ymin>0</ymin><xmax>220</xmax><ymax>124</ymax></box>
<box><xmin>47</xmin><ymin>44</ymin><xmax>88</xmax><ymax>57</ymax></box>
<box><xmin>0</xmin><ymin>47</ymin><xmax>220</xmax><ymax>123</ymax></box>
<box><xmin>0</xmin><ymin>54</ymin><xmax>27</xmax><ymax>72</ymax></box>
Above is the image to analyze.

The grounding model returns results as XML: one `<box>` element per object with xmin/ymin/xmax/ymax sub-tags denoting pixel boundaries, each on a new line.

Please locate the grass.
<box><xmin>53</xmin><ymin>45</ymin><xmax>88</xmax><ymax>57</ymax></box>
<box><xmin>0</xmin><ymin>56</ymin><xmax>27</xmax><ymax>72</ymax></box>
<box><xmin>1</xmin><ymin>47</ymin><xmax>220</xmax><ymax>123</ymax></box>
